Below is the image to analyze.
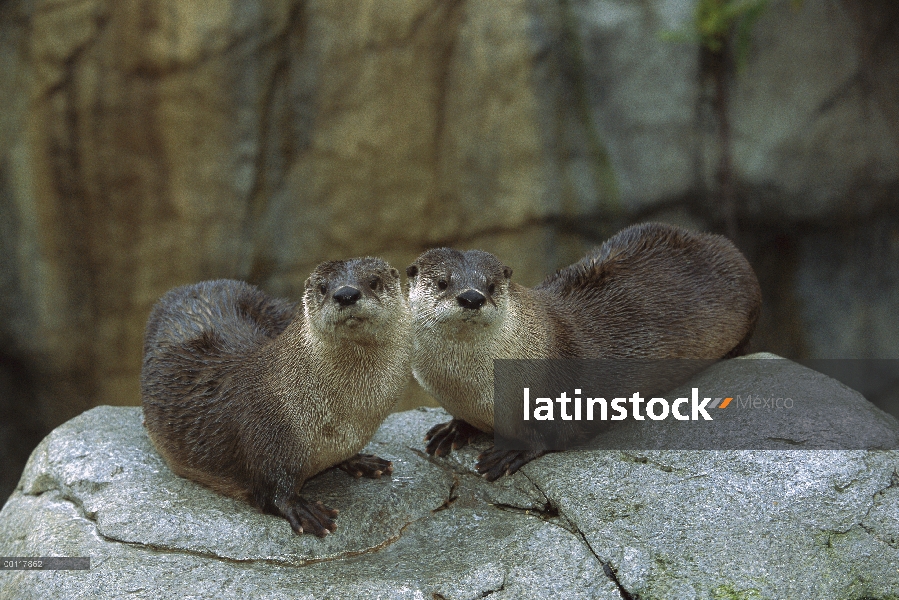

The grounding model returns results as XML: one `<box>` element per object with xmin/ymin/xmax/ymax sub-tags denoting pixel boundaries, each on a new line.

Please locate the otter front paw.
<box><xmin>476</xmin><ymin>446</ymin><xmax>546</xmax><ymax>481</ymax></box>
<box><xmin>274</xmin><ymin>496</ymin><xmax>339</xmax><ymax>537</ymax></box>
<box><xmin>425</xmin><ymin>418</ymin><xmax>482</xmax><ymax>456</ymax></box>
<box><xmin>338</xmin><ymin>453</ymin><xmax>393</xmax><ymax>478</ymax></box>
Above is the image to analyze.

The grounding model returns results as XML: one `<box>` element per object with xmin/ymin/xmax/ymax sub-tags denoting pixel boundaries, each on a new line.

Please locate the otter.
<box><xmin>406</xmin><ymin>222</ymin><xmax>761</xmax><ymax>480</ymax></box>
<box><xmin>141</xmin><ymin>258</ymin><xmax>410</xmax><ymax>536</ymax></box>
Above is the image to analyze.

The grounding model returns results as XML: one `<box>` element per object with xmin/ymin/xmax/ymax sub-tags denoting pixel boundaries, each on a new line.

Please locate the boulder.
<box><xmin>1</xmin><ymin>356</ymin><xmax>898</xmax><ymax>598</ymax></box>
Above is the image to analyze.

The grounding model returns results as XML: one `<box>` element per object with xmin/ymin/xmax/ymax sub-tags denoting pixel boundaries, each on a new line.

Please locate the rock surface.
<box><xmin>584</xmin><ymin>355</ymin><xmax>899</xmax><ymax>450</ymax></box>
<box><xmin>2</xmin><ymin>357</ymin><xmax>898</xmax><ymax>598</ymax></box>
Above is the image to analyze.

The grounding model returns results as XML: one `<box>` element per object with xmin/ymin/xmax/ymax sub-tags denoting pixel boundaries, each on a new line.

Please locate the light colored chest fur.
<box><xmin>411</xmin><ymin>296</ymin><xmax>551</xmax><ymax>432</ymax></box>
<box><xmin>270</xmin><ymin>327</ymin><xmax>410</xmax><ymax>478</ymax></box>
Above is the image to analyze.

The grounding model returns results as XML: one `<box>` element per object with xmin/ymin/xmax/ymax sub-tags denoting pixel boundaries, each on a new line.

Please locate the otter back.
<box><xmin>141</xmin><ymin>280</ymin><xmax>300</xmax><ymax>500</ymax></box>
<box><xmin>535</xmin><ymin>222</ymin><xmax>760</xmax><ymax>360</ymax></box>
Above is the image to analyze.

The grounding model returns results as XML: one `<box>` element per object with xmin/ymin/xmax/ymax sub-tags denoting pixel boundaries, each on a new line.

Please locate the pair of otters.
<box><xmin>141</xmin><ymin>222</ymin><xmax>761</xmax><ymax>537</ymax></box>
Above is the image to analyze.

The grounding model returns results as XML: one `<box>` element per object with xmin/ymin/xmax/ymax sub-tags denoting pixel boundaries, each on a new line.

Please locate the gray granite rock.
<box><xmin>1</xmin><ymin>356</ymin><xmax>898</xmax><ymax>598</ymax></box>
<box><xmin>0</xmin><ymin>406</ymin><xmax>617</xmax><ymax>599</ymax></box>
<box><xmin>585</xmin><ymin>354</ymin><xmax>899</xmax><ymax>450</ymax></box>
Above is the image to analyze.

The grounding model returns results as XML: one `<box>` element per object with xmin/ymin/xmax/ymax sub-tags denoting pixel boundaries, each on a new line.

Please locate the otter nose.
<box><xmin>333</xmin><ymin>286</ymin><xmax>361</xmax><ymax>306</ymax></box>
<box><xmin>457</xmin><ymin>289</ymin><xmax>486</xmax><ymax>310</ymax></box>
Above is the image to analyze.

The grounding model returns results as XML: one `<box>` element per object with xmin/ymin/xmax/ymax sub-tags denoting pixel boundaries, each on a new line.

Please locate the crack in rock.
<box><xmin>433</xmin><ymin>473</ymin><xmax>460</xmax><ymax>512</ymax></box>
<box><xmin>518</xmin><ymin>469</ymin><xmax>636</xmax><ymax>600</ymax></box>
<box><xmin>619</xmin><ymin>452</ymin><xmax>682</xmax><ymax>474</ymax></box>
<box><xmin>602</xmin><ymin>560</ymin><xmax>637</xmax><ymax>600</ymax></box>
<box><xmin>822</xmin><ymin>467</ymin><xmax>899</xmax><ymax>549</ymax></box>
<box><xmin>27</xmin><ymin>478</ymin><xmax>445</xmax><ymax>567</ymax></box>
<box><xmin>479</xmin><ymin>573</ymin><xmax>507</xmax><ymax>598</ymax></box>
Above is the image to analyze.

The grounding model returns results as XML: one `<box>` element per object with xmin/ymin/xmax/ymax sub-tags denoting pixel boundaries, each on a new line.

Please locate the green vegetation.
<box><xmin>662</xmin><ymin>0</ymin><xmax>804</xmax><ymax>70</ymax></box>
<box><xmin>712</xmin><ymin>584</ymin><xmax>764</xmax><ymax>600</ymax></box>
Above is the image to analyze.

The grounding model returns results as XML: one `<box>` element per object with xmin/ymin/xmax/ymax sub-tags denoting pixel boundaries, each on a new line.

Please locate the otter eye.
<box><xmin>437</xmin><ymin>279</ymin><xmax>448</xmax><ymax>291</ymax></box>
<box><xmin>488</xmin><ymin>283</ymin><xmax>495</xmax><ymax>295</ymax></box>
<box><xmin>319</xmin><ymin>283</ymin><xmax>327</xmax><ymax>295</ymax></box>
<box><xmin>369</xmin><ymin>276</ymin><xmax>380</xmax><ymax>290</ymax></box>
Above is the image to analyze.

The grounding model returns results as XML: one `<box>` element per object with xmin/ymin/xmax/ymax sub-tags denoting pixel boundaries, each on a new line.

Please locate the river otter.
<box><xmin>406</xmin><ymin>223</ymin><xmax>761</xmax><ymax>480</ymax></box>
<box><xmin>141</xmin><ymin>258</ymin><xmax>410</xmax><ymax>536</ymax></box>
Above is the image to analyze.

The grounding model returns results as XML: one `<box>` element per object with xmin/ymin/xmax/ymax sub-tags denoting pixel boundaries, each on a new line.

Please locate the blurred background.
<box><xmin>0</xmin><ymin>0</ymin><xmax>897</xmax><ymax>500</ymax></box>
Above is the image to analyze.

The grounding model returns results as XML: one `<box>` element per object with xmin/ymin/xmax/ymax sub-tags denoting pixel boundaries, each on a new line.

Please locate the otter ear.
<box><xmin>304</xmin><ymin>277</ymin><xmax>312</xmax><ymax>290</ymax></box>
<box><xmin>503</xmin><ymin>266</ymin><xmax>513</xmax><ymax>279</ymax></box>
<box><xmin>406</xmin><ymin>264</ymin><xmax>418</xmax><ymax>278</ymax></box>
<box><xmin>389</xmin><ymin>267</ymin><xmax>399</xmax><ymax>279</ymax></box>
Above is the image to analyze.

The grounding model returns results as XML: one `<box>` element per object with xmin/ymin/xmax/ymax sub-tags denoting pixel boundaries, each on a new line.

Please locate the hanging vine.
<box><xmin>663</xmin><ymin>0</ymin><xmax>803</xmax><ymax>240</ymax></box>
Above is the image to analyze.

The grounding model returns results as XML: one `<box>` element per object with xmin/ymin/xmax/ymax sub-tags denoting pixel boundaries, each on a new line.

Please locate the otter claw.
<box><xmin>274</xmin><ymin>497</ymin><xmax>338</xmax><ymax>537</ymax></box>
<box><xmin>476</xmin><ymin>447</ymin><xmax>546</xmax><ymax>481</ymax></box>
<box><xmin>338</xmin><ymin>453</ymin><xmax>393</xmax><ymax>479</ymax></box>
<box><xmin>424</xmin><ymin>418</ymin><xmax>482</xmax><ymax>457</ymax></box>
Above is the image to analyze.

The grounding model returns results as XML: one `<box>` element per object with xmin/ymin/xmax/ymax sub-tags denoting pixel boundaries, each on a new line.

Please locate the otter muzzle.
<box><xmin>457</xmin><ymin>289</ymin><xmax>486</xmax><ymax>310</ymax></box>
<box><xmin>333</xmin><ymin>286</ymin><xmax>362</xmax><ymax>307</ymax></box>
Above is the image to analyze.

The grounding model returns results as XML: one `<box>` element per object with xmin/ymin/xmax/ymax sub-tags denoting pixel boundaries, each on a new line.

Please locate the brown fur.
<box><xmin>532</xmin><ymin>222</ymin><xmax>761</xmax><ymax>361</ymax></box>
<box><xmin>141</xmin><ymin>258</ymin><xmax>411</xmax><ymax>534</ymax></box>
<box><xmin>406</xmin><ymin>223</ymin><xmax>761</xmax><ymax>475</ymax></box>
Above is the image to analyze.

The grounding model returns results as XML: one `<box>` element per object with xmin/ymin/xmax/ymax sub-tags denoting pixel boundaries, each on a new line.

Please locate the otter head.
<box><xmin>304</xmin><ymin>257</ymin><xmax>405</xmax><ymax>342</ymax></box>
<box><xmin>406</xmin><ymin>248</ymin><xmax>513</xmax><ymax>338</ymax></box>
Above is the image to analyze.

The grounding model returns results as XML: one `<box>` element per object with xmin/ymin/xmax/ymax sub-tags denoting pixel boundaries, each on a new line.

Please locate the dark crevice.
<box><xmin>571</xmin><ymin>518</ymin><xmax>636</xmax><ymax>600</ymax></box>
<box><xmin>363</xmin><ymin>0</ymin><xmax>451</xmax><ymax>53</ymax></box>
<box><xmin>431</xmin><ymin>0</ymin><xmax>466</xmax><ymax>188</ymax></box>
<box><xmin>433</xmin><ymin>473</ymin><xmax>459</xmax><ymax>512</ymax></box>
<box><xmin>41</xmin><ymin>8</ymin><xmax>109</xmax><ymax>99</ymax></box>
<box><xmin>409</xmin><ymin>445</ymin><xmax>570</xmax><ymax>528</ymax></box>
<box><xmin>602</xmin><ymin>560</ymin><xmax>637</xmax><ymax>600</ymax></box>
<box><xmin>124</xmin><ymin>24</ymin><xmax>273</xmax><ymax>78</ymax></box>
<box><xmin>619</xmin><ymin>452</ymin><xmax>684</xmax><ymax>475</ymax></box>
<box><xmin>479</xmin><ymin>574</ymin><xmax>507</xmax><ymax>597</ymax></box>
<box><xmin>517</xmin><ymin>469</ymin><xmax>635</xmax><ymax>600</ymax></box>
<box><xmin>863</xmin><ymin>466</ymin><xmax>898</xmax><ymax>515</ymax></box>
<box><xmin>822</xmin><ymin>522</ymin><xmax>899</xmax><ymax>552</ymax></box>
<box><xmin>0</xmin><ymin>352</ymin><xmax>47</xmax><ymax>500</ymax></box>
<box><xmin>38</xmin><ymin>2</ymin><xmax>110</xmax><ymax>426</ymax></box>
<box><xmin>857</xmin><ymin>522</ymin><xmax>899</xmax><ymax>550</ymax></box>
<box><xmin>813</xmin><ymin>69</ymin><xmax>864</xmax><ymax>118</ymax></box>
<box><xmin>856</xmin><ymin>467</ymin><xmax>899</xmax><ymax>549</ymax></box>
<box><xmin>816</xmin><ymin>467</ymin><xmax>899</xmax><ymax>549</ymax></box>
<box><xmin>490</xmin><ymin>501</ymin><xmax>557</xmax><ymax>520</ymax></box>
<box><xmin>834</xmin><ymin>478</ymin><xmax>860</xmax><ymax>493</ymax></box>
<box><xmin>490</xmin><ymin>501</ymin><xmax>576</xmax><ymax>534</ymax></box>
<box><xmin>764</xmin><ymin>437</ymin><xmax>808</xmax><ymax>446</ymax></box>
<box><xmin>556</xmin><ymin>0</ymin><xmax>620</xmax><ymax>211</ymax></box>
<box><xmin>243</xmin><ymin>2</ymin><xmax>307</xmax><ymax>285</ymax></box>
<box><xmin>818</xmin><ymin>524</ymin><xmax>856</xmax><ymax>537</ymax></box>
